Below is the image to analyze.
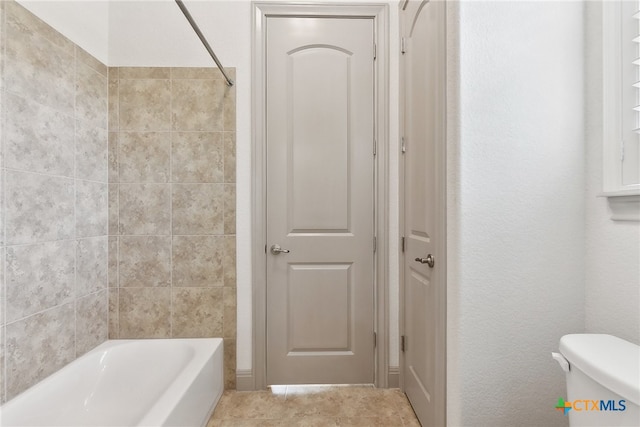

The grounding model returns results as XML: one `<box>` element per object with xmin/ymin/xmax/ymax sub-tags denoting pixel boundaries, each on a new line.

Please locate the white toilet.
<box><xmin>553</xmin><ymin>334</ymin><xmax>640</xmax><ymax>426</ymax></box>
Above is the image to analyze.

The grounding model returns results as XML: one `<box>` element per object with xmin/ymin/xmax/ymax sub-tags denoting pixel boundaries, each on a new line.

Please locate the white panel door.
<box><xmin>265</xmin><ymin>16</ymin><xmax>375</xmax><ymax>385</ymax></box>
<box><xmin>401</xmin><ymin>0</ymin><xmax>446</xmax><ymax>425</ymax></box>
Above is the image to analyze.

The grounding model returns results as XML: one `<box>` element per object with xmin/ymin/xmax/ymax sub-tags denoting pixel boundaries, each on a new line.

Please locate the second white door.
<box><xmin>265</xmin><ymin>16</ymin><xmax>376</xmax><ymax>385</ymax></box>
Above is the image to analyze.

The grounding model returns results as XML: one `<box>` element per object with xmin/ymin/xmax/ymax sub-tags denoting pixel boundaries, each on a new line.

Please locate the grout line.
<box><xmin>73</xmin><ymin>44</ymin><xmax>78</xmax><ymax>360</ymax></box>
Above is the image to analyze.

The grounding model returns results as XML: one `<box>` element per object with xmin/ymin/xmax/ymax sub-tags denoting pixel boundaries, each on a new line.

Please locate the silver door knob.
<box><xmin>270</xmin><ymin>244</ymin><xmax>290</xmax><ymax>255</ymax></box>
<box><xmin>415</xmin><ymin>254</ymin><xmax>435</xmax><ymax>268</ymax></box>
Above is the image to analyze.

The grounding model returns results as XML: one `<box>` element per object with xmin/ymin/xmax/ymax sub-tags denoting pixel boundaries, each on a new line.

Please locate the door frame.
<box><xmin>249</xmin><ymin>2</ymin><xmax>390</xmax><ymax>390</ymax></box>
<box><xmin>398</xmin><ymin>0</ymin><xmax>447</xmax><ymax>422</ymax></box>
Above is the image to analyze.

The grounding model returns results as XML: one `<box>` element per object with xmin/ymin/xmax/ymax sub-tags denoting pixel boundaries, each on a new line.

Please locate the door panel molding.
<box><xmin>250</xmin><ymin>2</ymin><xmax>390</xmax><ymax>390</ymax></box>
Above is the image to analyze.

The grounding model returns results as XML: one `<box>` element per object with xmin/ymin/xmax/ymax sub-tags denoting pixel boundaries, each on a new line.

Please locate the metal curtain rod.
<box><xmin>175</xmin><ymin>0</ymin><xmax>234</xmax><ymax>86</ymax></box>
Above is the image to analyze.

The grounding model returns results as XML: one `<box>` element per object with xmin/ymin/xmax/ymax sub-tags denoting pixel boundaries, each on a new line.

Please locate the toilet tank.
<box><xmin>557</xmin><ymin>334</ymin><xmax>640</xmax><ymax>427</ymax></box>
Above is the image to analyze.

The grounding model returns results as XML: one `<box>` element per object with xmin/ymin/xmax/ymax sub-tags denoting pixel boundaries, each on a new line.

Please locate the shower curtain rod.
<box><xmin>175</xmin><ymin>0</ymin><xmax>234</xmax><ymax>86</ymax></box>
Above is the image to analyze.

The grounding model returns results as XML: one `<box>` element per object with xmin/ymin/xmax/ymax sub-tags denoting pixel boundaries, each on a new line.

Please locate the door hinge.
<box><xmin>374</xmin><ymin>43</ymin><xmax>377</xmax><ymax>60</ymax></box>
<box><xmin>373</xmin><ymin>236</ymin><xmax>377</xmax><ymax>253</ymax></box>
<box><xmin>374</xmin><ymin>332</ymin><xmax>377</xmax><ymax>348</ymax></box>
<box><xmin>264</xmin><ymin>244</ymin><xmax>267</xmax><ymax>254</ymax></box>
<box><xmin>373</xmin><ymin>138</ymin><xmax>377</xmax><ymax>156</ymax></box>
<box><xmin>401</xmin><ymin>335</ymin><xmax>406</xmax><ymax>352</ymax></box>
<box><xmin>401</xmin><ymin>236</ymin><xmax>405</xmax><ymax>253</ymax></box>
<box><xmin>401</xmin><ymin>136</ymin><xmax>406</xmax><ymax>154</ymax></box>
<box><xmin>401</xmin><ymin>37</ymin><xmax>406</xmax><ymax>55</ymax></box>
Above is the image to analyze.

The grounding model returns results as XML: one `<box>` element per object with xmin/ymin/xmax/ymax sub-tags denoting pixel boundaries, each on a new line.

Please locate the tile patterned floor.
<box><xmin>207</xmin><ymin>385</ymin><xmax>421</xmax><ymax>426</ymax></box>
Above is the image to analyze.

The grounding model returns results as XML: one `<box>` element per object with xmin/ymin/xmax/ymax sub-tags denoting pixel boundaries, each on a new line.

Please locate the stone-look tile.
<box><xmin>172</xmin><ymin>236</ymin><xmax>223</xmax><ymax>287</ymax></box>
<box><xmin>108</xmin><ymin>184</ymin><xmax>119</xmax><ymax>235</ymax></box>
<box><xmin>223</xmin><ymin>86</ymin><xmax>236</xmax><ymax>132</ymax></box>
<box><xmin>224</xmin><ymin>132</ymin><xmax>236</xmax><ymax>183</ymax></box>
<box><xmin>108</xmin><ymin>132</ymin><xmax>119</xmax><ymax>182</ymax></box>
<box><xmin>118</xmin><ymin>287</ymin><xmax>171</xmax><ymax>339</ymax></box>
<box><xmin>224</xmin><ymin>236</ymin><xmax>236</xmax><ymax>287</ymax></box>
<box><xmin>172</xmin><ymin>288</ymin><xmax>223</xmax><ymax>338</ymax></box>
<box><xmin>5</xmin><ymin>170</ymin><xmax>74</xmax><ymax>245</ymax></box>
<box><xmin>172</xmin><ymin>132</ymin><xmax>224</xmax><ymax>183</ymax></box>
<box><xmin>76</xmin><ymin>290</ymin><xmax>108</xmax><ymax>356</ymax></box>
<box><xmin>108</xmin><ymin>237</ymin><xmax>118</xmax><ymax>288</ymax></box>
<box><xmin>212</xmin><ymin>390</ymin><xmax>287</xmax><ymax>420</ymax></box>
<box><xmin>4</xmin><ymin>92</ymin><xmax>74</xmax><ymax>176</ymax></box>
<box><xmin>224</xmin><ymin>339</ymin><xmax>236</xmax><ymax>390</ymax></box>
<box><xmin>118</xmin><ymin>236</ymin><xmax>171</xmax><ymax>288</ymax></box>
<box><xmin>119</xmin><ymin>67</ymin><xmax>170</xmax><ymax>79</ymax></box>
<box><xmin>5</xmin><ymin>2</ymin><xmax>74</xmax><ymax>114</ymax></box>
<box><xmin>76</xmin><ymin>62</ymin><xmax>108</xmax><ymax>130</ymax></box>
<box><xmin>223</xmin><ymin>287</ymin><xmax>236</xmax><ymax>339</ymax></box>
<box><xmin>1</xmin><ymin>323</ymin><xmax>5</xmax><ymax>404</ymax></box>
<box><xmin>76</xmin><ymin>236</ymin><xmax>108</xmax><ymax>297</ymax></box>
<box><xmin>5</xmin><ymin>1</ymin><xmax>74</xmax><ymax>55</ymax></box>
<box><xmin>224</xmin><ymin>184</ymin><xmax>236</xmax><ymax>235</ymax></box>
<box><xmin>171</xmin><ymin>67</ymin><xmax>225</xmax><ymax>80</ymax></box>
<box><xmin>172</xmin><ymin>184</ymin><xmax>224</xmax><ymax>235</ymax></box>
<box><xmin>108</xmin><ymin>77</ymin><xmax>118</xmax><ymax>131</ymax></box>
<box><xmin>76</xmin><ymin>123</ymin><xmax>108</xmax><ymax>182</ymax></box>
<box><xmin>336</xmin><ymin>417</ymin><xmax>403</xmax><ymax>426</ymax></box>
<box><xmin>76</xmin><ymin>180</ymin><xmax>108</xmax><ymax>238</ymax></box>
<box><xmin>5</xmin><ymin>303</ymin><xmax>75</xmax><ymax>400</ymax></box>
<box><xmin>118</xmin><ymin>184</ymin><xmax>170</xmax><ymax>235</ymax></box>
<box><xmin>5</xmin><ymin>241</ymin><xmax>75</xmax><ymax>323</ymax></box>
<box><xmin>76</xmin><ymin>46</ymin><xmax>107</xmax><ymax>77</ymax></box>
<box><xmin>108</xmin><ymin>288</ymin><xmax>119</xmax><ymax>339</ymax></box>
<box><xmin>119</xmin><ymin>132</ymin><xmax>170</xmax><ymax>183</ymax></box>
<box><xmin>119</xmin><ymin>79</ymin><xmax>171</xmax><ymax>131</ymax></box>
<box><xmin>172</xmin><ymin>79</ymin><xmax>226</xmax><ymax>131</ymax></box>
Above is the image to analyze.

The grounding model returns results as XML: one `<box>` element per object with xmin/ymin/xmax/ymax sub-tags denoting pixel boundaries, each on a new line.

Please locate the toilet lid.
<box><xmin>560</xmin><ymin>334</ymin><xmax>640</xmax><ymax>406</ymax></box>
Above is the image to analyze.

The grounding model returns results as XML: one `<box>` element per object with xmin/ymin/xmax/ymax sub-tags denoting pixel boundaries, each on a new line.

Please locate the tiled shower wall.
<box><xmin>0</xmin><ymin>1</ymin><xmax>237</xmax><ymax>404</ymax></box>
<box><xmin>107</xmin><ymin>67</ymin><xmax>237</xmax><ymax>388</ymax></box>
<box><xmin>0</xmin><ymin>1</ymin><xmax>109</xmax><ymax>402</ymax></box>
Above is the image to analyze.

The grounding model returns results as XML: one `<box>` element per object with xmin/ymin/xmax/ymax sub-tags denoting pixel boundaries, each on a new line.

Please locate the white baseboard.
<box><xmin>388</xmin><ymin>367</ymin><xmax>400</xmax><ymax>388</ymax></box>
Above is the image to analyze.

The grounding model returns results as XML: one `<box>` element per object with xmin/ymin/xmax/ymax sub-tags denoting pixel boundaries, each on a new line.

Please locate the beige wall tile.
<box><xmin>5</xmin><ymin>303</ymin><xmax>75</xmax><ymax>400</ymax></box>
<box><xmin>76</xmin><ymin>62</ymin><xmax>108</xmax><ymax>130</ymax></box>
<box><xmin>172</xmin><ymin>79</ymin><xmax>226</xmax><ymax>131</ymax></box>
<box><xmin>119</xmin><ymin>132</ymin><xmax>170</xmax><ymax>183</ymax></box>
<box><xmin>108</xmin><ymin>77</ymin><xmax>119</xmax><ymax>131</ymax></box>
<box><xmin>5</xmin><ymin>2</ymin><xmax>74</xmax><ymax>114</ymax></box>
<box><xmin>172</xmin><ymin>287</ymin><xmax>223</xmax><ymax>338</ymax></box>
<box><xmin>172</xmin><ymin>132</ymin><xmax>224</xmax><ymax>183</ymax></box>
<box><xmin>5</xmin><ymin>241</ymin><xmax>75</xmax><ymax>323</ymax></box>
<box><xmin>76</xmin><ymin>236</ymin><xmax>108</xmax><ymax>297</ymax></box>
<box><xmin>223</xmin><ymin>287</ymin><xmax>236</xmax><ymax>340</ymax></box>
<box><xmin>119</xmin><ymin>79</ymin><xmax>171</xmax><ymax>131</ymax></box>
<box><xmin>224</xmin><ymin>184</ymin><xmax>236</xmax><ymax>235</ymax></box>
<box><xmin>119</xmin><ymin>67</ymin><xmax>170</xmax><ymax>80</ymax></box>
<box><xmin>76</xmin><ymin>124</ymin><xmax>108</xmax><ymax>182</ymax></box>
<box><xmin>76</xmin><ymin>46</ymin><xmax>107</xmax><ymax>77</ymax></box>
<box><xmin>224</xmin><ymin>236</ymin><xmax>236</xmax><ymax>288</ymax></box>
<box><xmin>5</xmin><ymin>171</ymin><xmax>74</xmax><ymax>245</ymax></box>
<box><xmin>224</xmin><ymin>132</ymin><xmax>236</xmax><ymax>183</ymax></box>
<box><xmin>172</xmin><ymin>184</ymin><xmax>224</xmax><ymax>235</ymax></box>
<box><xmin>76</xmin><ymin>180</ymin><xmax>108</xmax><ymax>238</ymax></box>
<box><xmin>173</xmin><ymin>236</ymin><xmax>223</xmax><ymax>287</ymax></box>
<box><xmin>0</xmin><ymin>324</ymin><xmax>4</xmax><ymax>404</ymax></box>
<box><xmin>108</xmin><ymin>184</ymin><xmax>119</xmax><ymax>235</ymax></box>
<box><xmin>108</xmin><ymin>132</ymin><xmax>119</xmax><ymax>182</ymax></box>
<box><xmin>108</xmin><ymin>288</ymin><xmax>119</xmax><ymax>339</ymax></box>
<box><xmin>224</xmin><ymin>338</ymin><xmax>236</xmax><ymax>390</ymax></box>
<box><xmin>118</xmin><ymin>183</ymin><xmax>170</xmax><ymax>235</ymax></box>
<box><xmin>171</xmin><ymin>67</ymin><xmax>225</xmax><ymax>80</ymax></box>
<box><xmin>223</xmin><ymin>86</ymin><xmax>236</xmax><ymax>132</ymax></box>
<box><xmin>76</xmin><ymin>290</ymin><xmax>108</xmax><ymax>356</ymax></box>
<box><xmin>4</xmin><ymin>92</ymin><xmax>74</xmax><ymax>176</ymax></box>
<box><xmin>108</xmin><ymin>237</ymin><xmax>118</xmax><ymax>288</ymax></box>
<box><xmin>118</xmin><ymin>287</ymin><xmax>171</xmax><ymax>339</ymax></box>
<box><xmin>119</xmin><ymin>236</ymin><xmax>171</xmax><ymax>288</ymax></box>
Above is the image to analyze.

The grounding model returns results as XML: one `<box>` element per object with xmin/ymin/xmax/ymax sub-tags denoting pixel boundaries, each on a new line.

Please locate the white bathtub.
<box><xmin>0</xmin><ymin>338</ymin><xmax>223</xmax><ymax>427</ymax></box>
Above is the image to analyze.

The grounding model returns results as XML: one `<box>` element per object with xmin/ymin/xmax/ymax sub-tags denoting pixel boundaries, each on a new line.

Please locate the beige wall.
<box><xmin>107</xmin><ymin>67</ymin><xmax>237</xmax><ymax>389</ymax></box>
<box><xmin>0</xmin><ymin>1</ymin><xmax>109</xmax><ymax>402</ymax></box>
